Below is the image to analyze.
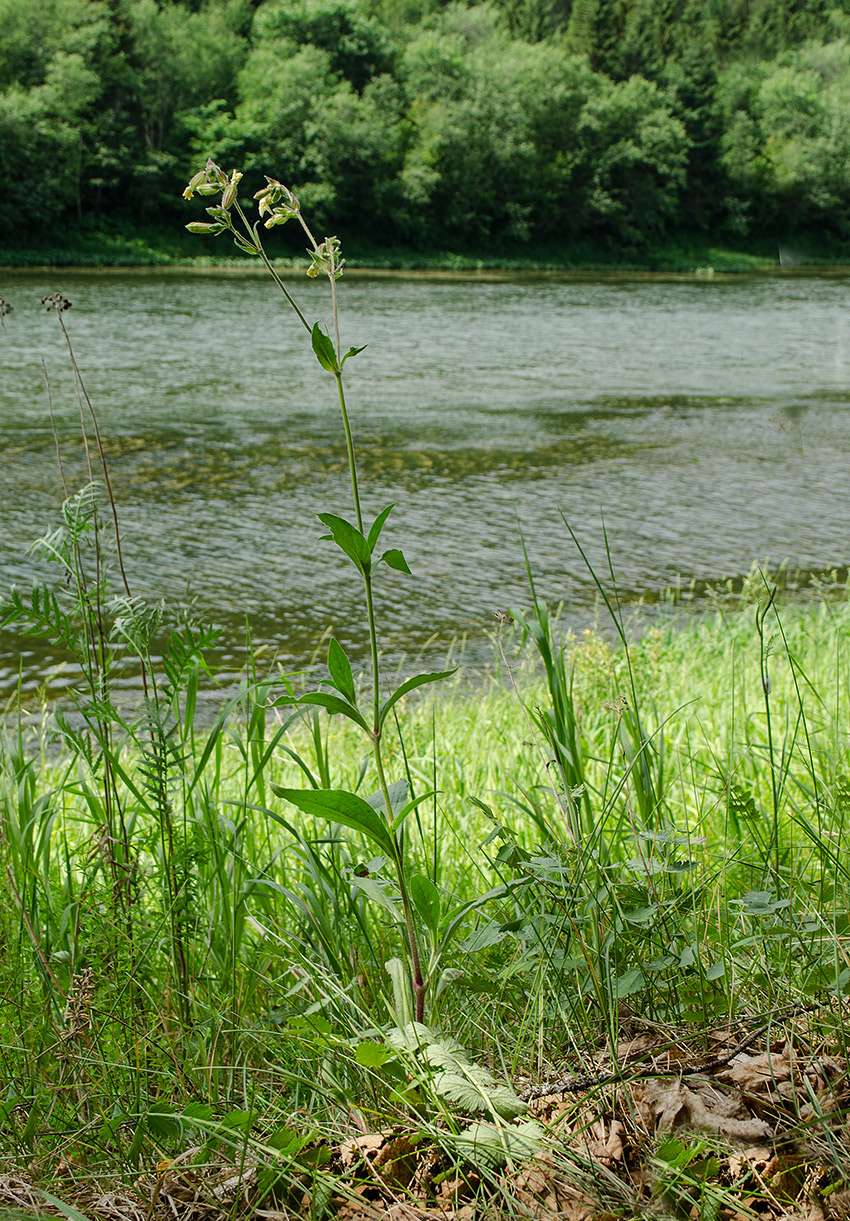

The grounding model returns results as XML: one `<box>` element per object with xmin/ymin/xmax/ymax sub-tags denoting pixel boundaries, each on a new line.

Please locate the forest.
<box><xmin>4</xmin><ymin>0</ymin><xmax>850</xmax><ymax>260</ymax></box>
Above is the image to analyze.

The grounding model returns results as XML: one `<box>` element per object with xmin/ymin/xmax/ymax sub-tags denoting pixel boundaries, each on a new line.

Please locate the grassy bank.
<box><xmin>4</xmin><ymin>226</ymin><xmax>849</xmax><ymax>274</ymax></box>
<box><xmin>2</xmin><ymin>593</ymin><xmax>849</xmax><ymax>1220</ymax></box>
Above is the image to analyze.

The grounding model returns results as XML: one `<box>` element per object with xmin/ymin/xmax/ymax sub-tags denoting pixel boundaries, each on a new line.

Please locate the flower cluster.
<box><xmin>182</xmin><ymin>161</ymin><xmax>345</xmax><ymax>278</ymax></box>
<box><xmin>183</xmin><ymin>161</ymin><xmax>244</xmax><ymax>237</ymax></box>
<box><xmin>254</xmin><ymin>177</ymin><xmax>301</xmax><ymax>229</ymax></box>
<box><xmin>307</xmin><ymin>235</ymin><xmax>345</xmax><ymax>280</ymax></box>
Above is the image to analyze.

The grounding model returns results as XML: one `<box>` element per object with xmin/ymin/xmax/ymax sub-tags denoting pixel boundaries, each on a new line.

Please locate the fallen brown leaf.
<box><xmin>634</xmin><ymin>1079</ymin><xmax>773</xmax><ymax>1140</ymax></box>
<box><xmin>719</xmin><ymin>1043</ymin><xmax>794</xmax><ymax>1092</ymax></box>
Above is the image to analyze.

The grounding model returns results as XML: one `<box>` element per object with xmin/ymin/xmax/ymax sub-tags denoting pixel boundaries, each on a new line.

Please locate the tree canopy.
<box><xmin>3</xmin><ymin>0</ymin><xmax>850</xmax><ymax>251</ymax></box>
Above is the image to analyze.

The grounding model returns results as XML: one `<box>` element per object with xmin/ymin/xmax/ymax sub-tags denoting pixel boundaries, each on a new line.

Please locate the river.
<box><xmin>1</xmin><ymin>267</ymin><xmax>849</xmax><ymax>696</ymax></box>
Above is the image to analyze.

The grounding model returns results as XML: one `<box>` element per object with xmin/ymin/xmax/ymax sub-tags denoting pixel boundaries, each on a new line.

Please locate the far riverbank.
<box><xmin>3</xmin><ymin>228</ymin><xmax>849</xmax><ymax>275</ymax></box>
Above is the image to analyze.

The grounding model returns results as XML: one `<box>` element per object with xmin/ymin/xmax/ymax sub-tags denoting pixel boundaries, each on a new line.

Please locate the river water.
<box><xmin>1</xmin><ymin>268</ymin><xmax>849</xmax><ymax>696</ymax></box>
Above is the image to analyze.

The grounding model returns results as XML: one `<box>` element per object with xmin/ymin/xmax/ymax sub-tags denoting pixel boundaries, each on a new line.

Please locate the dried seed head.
<box><xmin>42</xmin><ymin>293</ymin><xmax>71</xmax><ymax>313</ymax></box>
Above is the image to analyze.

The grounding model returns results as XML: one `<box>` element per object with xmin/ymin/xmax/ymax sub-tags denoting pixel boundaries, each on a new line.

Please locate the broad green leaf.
<box><xmin>451</xmin><ymin>1120</ymin><xmax>541</xmax><ymax>1170</ymax></box>
<box><xmin>386</xmin><ymin>957</ymin><xmax>414</xmax><ymax>1025</ymax></box>
<box><xmin>288</xmin><ymin>1013</ymin><xmax>334</xmax><ymax>1037</ymax></box>
<box><xmin>733</xmin><ymin>890</ymin><xmax>790</xmax><ymax>916</ymax></box>
<box><xmin>327</xmin><ymin>636</ymin><xmax>356</xmax><ymax>703</ymax></box>
<box><xmin>409</xmin><ymin>873</ymin><xmax>441</xmax><ymax>937</ymax></box>
<box><xmin>341</xmin><ymin>344</ymin><xmax>367</xmax><ymax>366</ymax></box>
<box><xmin>352</xmin><ymin>875</ymin><xmax>404</xmax><ymax>920</ymax></box>
<box><xmin>355</xmin><ymin>1040</ymin><xmax>392</xmax><ymax>1068</ymax></box>
<box><xmin>268</xmin><ymin>1126</ymin><xmax>307</xmax><ymax>1153</ymax></box>
<box><xmin>615</xmin><ymin>967</ymin><xmax>645</xmax><ymax>997</ymax></box>
<box><xmin>317</xmin><ymin>512</ymin><xmax>371</xmax><ymax>572</ymax></box>
<box><xmin>146</xmin><ymin>1106</ymin><xmax>180</xmax><ymax>1138</ymax></box>
<box><xmin>367</xmin><ymin>503</ymin><xmax>395</xmax><ymax>550</ymax></box>
<box><xmin>389</xmin><ymin>1023</ymin><xmax>527</xmax><ymax>1120</ymax></box>
<box><xmin>271</xmin><ymin>785</ymin><xmax>395</xmax><ymax>855</ymax></box>
<box><xmin>299</xmin><ymin>691</ymin><xmax>368</xmax><ymax>731</ymax></box>
<box><xmin>380</xmin><ymin>548</ymin><xmax>412</xmax><ymax>574</ymax></box>
<box><xmin>390</xmin><ymin>789</ymin><xmax>436</xmax><ymax>834</ymax></box>
<box><xmin>439</xmin><ymin>879</ymin><xmax>528</xmax><ymax>944</ymax></box>
<box><xmin>679</xmin><ymin>944</ymin><xmax>697</xmax><ymax>968</ymax></box>
<box><xmin>365</xmin><ymin>778</ymin><xmax>410</xmax><ymax>818</ymax></box>
<box><xmin>460</xmin><ymin>920</ymin><xmax>504</xmax><ymax>953</ymax></box>
<box><xmin>378</xmin><ymin>668</ymin><xmax>455</xmax><ymax>729</ymax></box>
<box><xmin>705</xmin><ymin>959</ymin><xmax>725</xmax><ymax>980</ymax></box>
<box><xmin>623</xmin><ymin>904</ymin><xmax>658</xmax><ymax>926</ymax></box>
<box><xmin>311</xmin><ymin>322</ymin><xmax>338</xmax><ymax>372</ymax></box>
<box><xmin>181</xmin><ymin>1102</ymin><xmax>214</xmax><ymax>1125</ymax></box>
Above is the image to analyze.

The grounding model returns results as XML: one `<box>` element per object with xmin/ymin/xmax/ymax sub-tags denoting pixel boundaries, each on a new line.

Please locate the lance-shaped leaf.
<box><xmin>379</xmin><ymin>669</ymin><xmax>456</xmax><ymax>729</ymax></box>
<box><xmin>298</xmin><ymin>691</ymin><xmax>368</xmax><ymax>732</ymax></box>
<box><xmin>390</xmin><ymin>789</ymin><xmax>436</xmax><ymax>834</ymax></box>
<box><xmin>439</xmin><ymin>879</ymin><xmax>529</xmax><ymax>945</ymax></box>
<box><xmin>409</xmin><ymin>874</ymin><xmax>441</xmax><ymax>938</ymax></box>
<box><xmin>367</xmin><ymin>503</ymin><xmax>395</xmax><ymax>551</ymax></box>
<box><xmin>352</xmin><ymin>875</ymin><xmax>404</xmax><ymax>920</ymax></box>
<box><xmin>318</xmin><ymin>512</ymin><xmax>371</xmax><ymax>573</ymax></box>
<box><xmin>341</xmin><ymin>344</ymin><xmax>367</xmax><ymax>367</ymax></box>
<box><xmin>327</xmin><ymin>636</ymin><xmax>356</xmax><ymax>704</ymax></box>
<box><xmin>271</xmin><ymin>785</ymin><xmax>396</xmax><ymax>856</ymax></box>
<box><xmin>380</xmin><ymin>548</ymin><xmax>412</xmax><ymax>574</ymax></box>
<box><xmin>311</xmin><ymin>322</ymin><xmax>339</xmax><ymax>372</ymax></box>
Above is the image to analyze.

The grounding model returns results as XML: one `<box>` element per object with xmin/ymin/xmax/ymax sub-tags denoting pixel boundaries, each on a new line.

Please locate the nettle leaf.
<box><xmin>459</xmin><ymin>920</ymin><xmax>504</xmax><ymax>953</ymax></box>
<box><xmin>145</xmin><ymin>1106</ymin><xmax>180</xmax><ymax>1139</ymax></box>
<box><xmin>367</xmin><ymin>504</ymin><xmax>394</xmax><ymax>551</ymax></box>
<box><xmin>326</xmin><ymin>637</ymin><xmax>356</xmax><ymax>704</ymax></box>
<box><xmin>379</xmin><ymin>669</ymin><xmax>456</xmax><ymax>729</ymax></box>
<box><xmin>380</xmin><ymin>548</ymin><xmax>412</xmax><ymax>574</ymax></box>
<box><xmin>615</xmin><ymin>967</ymin><xmax>646</xmax><ymax>998</ymax></box>
<box><xmin>181</xmin><ymin>1102</ymin><xmax>214</xmax><ymax>1126</ymax></box>
<box><xmin>317</xmin><ymin>512</ymin><xmax>371</xmax><ymax>572</ymax></box>
<box><xmin>733</xmin><ymin>890</ymin><xmax>791</xmax><ymax>917</ymax></box>
<box><xmin>386</xmin><ymin>1023</ymin><xmax>527</xmax><ymax>1120</ymax></box>
<box><xmin>298</xmin><ymin>691</ymin><xmax>368</xmax><ymax>731</ymax></box>
<box><xmin>311</xmin><ymin>322</ymin><xmax>339</xmax><ymax>372</ymax></box>
<box><xmin>271</xmin><ymin>786</ymin><xmax>395</xmax><ymax>856</ymax></box>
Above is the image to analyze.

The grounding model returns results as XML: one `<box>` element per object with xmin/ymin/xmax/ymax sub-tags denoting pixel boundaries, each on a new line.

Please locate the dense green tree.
<box><xmin>2</xmin><ymin>0</ymin><xmax>850</xmax><ymax>252</ymax></box>
<box><xmin>252</xmin><ymin>0</ymin><xmax>393</xmax><ymax>89</ymax></box>
<box><xmin>719</xmin><ymin>35</ymin><xmax>850</xmax><ymax>236</ymax></box>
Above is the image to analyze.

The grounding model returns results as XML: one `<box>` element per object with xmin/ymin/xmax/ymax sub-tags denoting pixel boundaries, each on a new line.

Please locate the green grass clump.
<box><xmin>1</xmin><ymin>593</ymin><xmax>849</xmax><ymax>1217</ymax></box>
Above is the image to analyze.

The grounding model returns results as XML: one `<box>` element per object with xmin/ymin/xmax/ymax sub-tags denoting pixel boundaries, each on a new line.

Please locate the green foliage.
<box><xmin>385</xmin><ymin>1022</ymin><xmax>529</xmax><ymax>1119</ymax></box>
<box><xmin>719</xmin><ymin>36</ymin><xmax>850</xmax><ymax>235</ymax></box>
<box><xmin>5</xmin><ymin>0</ymin><xmax>850</xmax><ymax>250</ymax></box>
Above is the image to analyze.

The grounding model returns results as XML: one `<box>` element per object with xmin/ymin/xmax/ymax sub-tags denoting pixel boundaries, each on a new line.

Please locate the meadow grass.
<box><xmin>1</xmin><ymin>590</ymin><xmax>849</xmax><ymax>1219</ymax></box>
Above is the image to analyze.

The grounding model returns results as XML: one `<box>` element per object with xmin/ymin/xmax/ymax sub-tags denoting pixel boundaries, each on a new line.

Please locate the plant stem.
<box><xmin>334</xmin><ymin>373</ymin><xmax>363</xmax><ymax>533</ymax></box>
<box><xmin>233</xmin><ymin>204</ymin><xmax>312</xmax><ymax>335</ymax></box>
<box><xmin>332</xmin><ymin>332</ymin><xmax>426</xmax><ymax>1020</ymax></box>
